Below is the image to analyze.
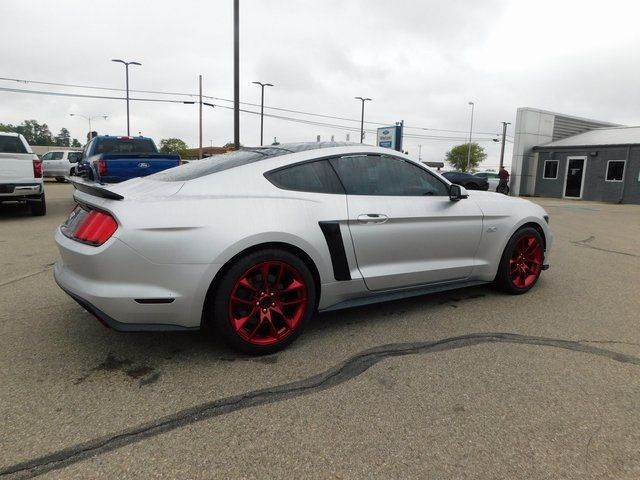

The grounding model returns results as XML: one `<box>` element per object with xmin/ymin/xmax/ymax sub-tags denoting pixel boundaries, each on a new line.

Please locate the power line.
<box><xmin>0</xmin><ymin>76</ymin><xmax>512</xmax><ymax>135</ymax></box>
<box><xmin>0</xmin><ymin>84</ymin><xmax>516</xmax><ymax>144</ymax></box>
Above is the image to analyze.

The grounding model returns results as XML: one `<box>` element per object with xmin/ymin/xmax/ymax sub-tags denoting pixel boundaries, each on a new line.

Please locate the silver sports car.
<box><xmin>55</xmin><ymin>143</ymin><xmax>552</xmax><ymax>354</ymax></box>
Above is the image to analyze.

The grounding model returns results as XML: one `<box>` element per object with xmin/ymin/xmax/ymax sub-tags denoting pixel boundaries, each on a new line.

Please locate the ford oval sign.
<box><xmin>138</xmin><ymin>162</ymin><xmax>150</xmax><ymax>168</ymax></box>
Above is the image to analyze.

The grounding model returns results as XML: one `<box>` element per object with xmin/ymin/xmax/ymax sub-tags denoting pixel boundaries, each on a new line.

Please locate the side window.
<box><xmin>68</xmin><ymin>152</ymin><xmax>82</xmax><ymax>162</ymax></box>
<box><xmin>0</xmin><ymin>136</ymin><xmax>28</xmax><ymax>154</ymax></box>
<box><xmin>265</xmin><ymin>160</ymin><xmax>345</xmax><ymax>194</ymax></box>
<box><xmin>330</xmin><ymin>155</ymin><xmax>449</xmax><ymax>196</ymax></box>
<box><xmin>41</xmin><ymin>152</ymin><xmax>53</xmax><ymax>160</ymax></box>
<box><xmin>48</xmin><ymin>152</ymin><xmax>64</xmax><ymax>160</ymax></box>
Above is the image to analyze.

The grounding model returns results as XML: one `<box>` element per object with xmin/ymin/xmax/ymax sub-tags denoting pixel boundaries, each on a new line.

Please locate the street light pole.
<box><xmin>252</xmin><ymin>81</ymin><xmax>274</xmax><ymax>146</ymax></box>
<box><xmin>199</xmin><ymin>75</ymin><xmax>203</xmax><ymax>159</ymax></box>
<box><xmin>69</xmin><ymin>113</ymin><xmax>108</xmax><ymax>138</ymax></box>
<box><xmin>466</xmin><ymin>101</ymin><xmax>475</xmax><ymax>171</ymax></box>
<box><xmin>233</xmin><ymin>0</ymin><xmax>240</xmax><ymax>150</ymax></box>
<box><xmin>111</xmin><ymin>59</ymin><xmax>142</xmax><ymax>136</ymax></box>
<box><xmin>499</xmin><ymin>121</ymin><xmax>511</xmax><ymax>169</ymax></box>
<box><xmin>355</xmin><ymin>96</ymin><xmax>372</xmax><ymax>143</ymax></box>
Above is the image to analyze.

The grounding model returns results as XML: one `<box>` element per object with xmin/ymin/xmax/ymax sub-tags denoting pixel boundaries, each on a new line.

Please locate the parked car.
<box><xmin>474</xmin><ymin>171</ymin><xmax>500</xmax><ymax>191</ymax></box>
<box><xmin>42</xmin><ymin>150</ymin><xmax>83</xmax><ymax>182</ymax></box>
<box><xmin>441</xmin><ymin>171</ymin><xmax>489</xmax><ymax>190</ymax></box>
<box><xmin>55</xmin><ymin>143</ymin><xmax>552</xmax><ymax>354</ymax></box>
<box><xmin>77</xmin><ymin>135</ymin><xmax>181</xmax><ymax>184</ymax></box>
<box><xmin>0</xmin><ymin>132</ymin><xmax>46</xmax><ymax>215</ymax></box>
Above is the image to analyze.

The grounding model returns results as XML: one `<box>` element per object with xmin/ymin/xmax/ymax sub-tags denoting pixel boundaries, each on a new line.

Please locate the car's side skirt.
<box><xmin>320</xmin><ymin>279</ymin><xmax>489</xmax><ymax>312</ymax></box>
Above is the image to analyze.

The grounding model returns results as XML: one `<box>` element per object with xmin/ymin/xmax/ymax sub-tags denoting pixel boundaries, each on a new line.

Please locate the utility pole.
<box><xmin>111</xmin><ymin>59</ymin><xmax>141</xmax><ymax>136</ymax></box>
<box><xmin>233</xmin><ymin>0</ymin><xmax>240</xmax><ymax>150</ymax></box>
<box><xmin>252</xmin><ymin>81</ymin><xmax>274</xmax><ymax>146</ymax></box>
<box><xmin>499</xmin><ymin>121</ymin><xmax>511</xmax><ymax>169</ymax></box>
<box><xmin>355</xmin><ymin>96</ymin><xmax>372</xmax><ymax>143</ymax></box>
<box><xmin>199</xmin><ymin>75</ymin><xmax>203</xmax><ymax>159</ymax></box>
<box><xmin>466</xmin><ymin>101</ymin><xmax>475</xmax><ymax>171</ymax></box>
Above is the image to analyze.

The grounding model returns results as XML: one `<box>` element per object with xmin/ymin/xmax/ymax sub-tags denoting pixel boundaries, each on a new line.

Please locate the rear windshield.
<box><xmin>94</xmin><ymin>138</ymin><xmax>157</xmax><ymax>155</ymax></box>
<box><xmin>0</xmin><ymin>136</ymin><xmax>28</xmax><ymax>154</ymax></box>
<box><xmin>151</xmin><ymin>147</ymin><xmax>292</xmax><ymax>181</ymax></box>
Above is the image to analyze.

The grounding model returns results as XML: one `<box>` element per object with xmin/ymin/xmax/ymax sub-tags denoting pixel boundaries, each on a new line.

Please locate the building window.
<box><xmin>605</xmin><ymin>160</ymin><xmax>625</xmax><ymax>182</ymax></box>
<box><xmin>543</xmin><ymin>160</ymin><xmax>559</xmax><ymax>179</ymax></box>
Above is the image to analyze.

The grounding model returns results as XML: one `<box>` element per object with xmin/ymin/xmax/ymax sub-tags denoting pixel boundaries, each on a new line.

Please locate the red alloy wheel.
<box><xmin>227</xmin><ymin>261</ymin><xmax>308</xmax><ymax>346</ymax></box>
<box><xmin>509</xmin><ymin>234</ymin><xmax>543</xmax><ymax>289</ymax></box>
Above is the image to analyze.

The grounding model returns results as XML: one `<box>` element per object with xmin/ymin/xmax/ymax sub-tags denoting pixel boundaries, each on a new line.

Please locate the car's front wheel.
<box><xmin>210</xmin><ymin>249</ymin><xmax>316</xmax><ymax>354</ymax></box>
<box><xmin>495</xmin><ymin>227</ymin><xmax>544</xmax><ymax>294</ymax></box>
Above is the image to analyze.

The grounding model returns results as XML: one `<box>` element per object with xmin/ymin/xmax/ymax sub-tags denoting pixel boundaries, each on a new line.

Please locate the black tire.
<box><xmin>495</xmin><ymin>227</ymin><xmax>544</xmax><ymax>294</ymax></box>
<box><xmin>497</xmin><ymin>184</ymin><xmax>510</xmax><ymax>195</ymax></box>
<box><xmin>70</xmin><ymin>168</ymin><xmax>76</xmax><ymax>177</ymax></box>
<box><xmin>466</xmin><ymin>182</ymin><xmax>478</xmax><ymax>190</ymax></box>
<box><xmin>209</xmin><ymin>248</ymin><xmax>316</xmax><ymax>355</ymax></box>
<box><xmin>30</xmin><ymin>192</ymin><xmax>46</xmax><ymax>216</ymax></box>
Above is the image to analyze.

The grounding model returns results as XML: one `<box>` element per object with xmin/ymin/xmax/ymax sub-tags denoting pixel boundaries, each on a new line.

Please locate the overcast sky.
<box><xmin>2</xmin><ymin>0</ymin><xmax>640</xmax><ymax>168</ymax></box>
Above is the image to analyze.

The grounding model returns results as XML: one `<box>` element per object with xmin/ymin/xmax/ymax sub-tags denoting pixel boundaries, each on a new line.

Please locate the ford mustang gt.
<box><xmin>55</xmin><ymin>143</ymin><xmax>552</xmax><ymax>354</ymax></box>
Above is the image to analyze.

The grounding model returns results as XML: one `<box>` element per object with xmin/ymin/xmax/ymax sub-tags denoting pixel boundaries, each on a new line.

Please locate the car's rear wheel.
<box><xmin>495</xmin><ymin>227</ymin><xmax>544</xmax><ymax>294</ymax></box>
<box><xmin>210</xmin><ymin>249</ymin><xmax>316</xmax><ymax>354</ymax></box>
<box><xmin>30</xmin><ymin>193</ymin><xmax>46</xmax><ymax>216</ymax></box>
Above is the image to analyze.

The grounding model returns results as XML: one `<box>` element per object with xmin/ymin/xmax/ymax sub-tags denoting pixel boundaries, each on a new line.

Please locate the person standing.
<box><xmin>498</xmin><ymin>166</ymin><xmax>510</xmax><ymax>194</ymax></box>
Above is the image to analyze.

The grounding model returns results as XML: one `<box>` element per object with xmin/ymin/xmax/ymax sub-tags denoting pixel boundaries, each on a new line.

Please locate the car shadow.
<box><xmin>59</xmin><ymin>283</ymin><xmax>499</xmax><ymax>370</ymax></box>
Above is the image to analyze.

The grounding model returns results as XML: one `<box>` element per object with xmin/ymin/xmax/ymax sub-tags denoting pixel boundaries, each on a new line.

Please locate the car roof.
<box><xmin>151</xmin><ymin>142</ymin><xmax>411</xmax><ymax>182</ymax></box>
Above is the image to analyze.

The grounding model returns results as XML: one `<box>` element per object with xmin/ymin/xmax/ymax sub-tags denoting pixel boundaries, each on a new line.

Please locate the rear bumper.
<box><xmin>54</xmin><ymin>228</ymin><xmax>219</xmax><ymax>330</ymax></box>
<box><xmin>0</xmin><ymin>183</ymin><xmax>42</xmax><ymax>198</ymax></box>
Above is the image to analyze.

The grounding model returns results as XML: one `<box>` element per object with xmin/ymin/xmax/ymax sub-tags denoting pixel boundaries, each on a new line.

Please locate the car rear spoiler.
<box><xmin>70</xmin><ymin>178</ymin><xmax>124</xmax><ymax>200</ymax></box>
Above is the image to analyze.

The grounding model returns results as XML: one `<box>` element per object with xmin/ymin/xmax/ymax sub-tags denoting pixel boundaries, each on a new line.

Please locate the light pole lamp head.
<box><xmin>112</xmin><ymin>59</ymin><xmax>141</xmax><ymax>66</ymax></box>
<box><xmin>253</xmin><ymin>81</ymin><xmax>274</xmax><ymax>88</ymax></box>
<box><xmin>355</xmin><ymin>96</ymin><xmax>372</xmax><ymax>102</ymax></box>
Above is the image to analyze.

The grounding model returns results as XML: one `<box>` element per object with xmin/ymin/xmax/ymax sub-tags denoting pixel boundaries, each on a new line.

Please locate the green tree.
<box><xmin>55</xmin><ymin>127</ymin><xmax>71</xmax><ymax>147</ymax></box>
<box><xmin>0</xmin><ymin>123</ymin><xmax>17</xmax><ymax>133</ymax></box>
<box><xmin>159</xmin><ymin>138</ymin><xmax>189</xmax><ymax>157</ymax></box>
<box><xmin>445</xmin><ymin>142</ymin><xmax>487</xmax><ymax>172</ymax></box>
<box><xmin>14</xmin><ymin>120</ymin><xmax>54</xmax><ymax>145</ymax></box>
<box><xmin>71</xmin><ymin>138</ymin><xmax>82</xmax><ymax>148</ymax></box>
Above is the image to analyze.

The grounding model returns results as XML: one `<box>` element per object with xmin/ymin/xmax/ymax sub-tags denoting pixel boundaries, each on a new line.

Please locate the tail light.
<box><xmin>33</xmin><ymin>157</ymin><xmax>43</xmax><ymax>178</ymax></box>
<box><xmin>178</xmin><ymin>158</ymin><xmax>183</xmax><ymax>166</ymax></box>
<box><xmin>62</xmin><ymin>205</ymin><xmax>118</xmax><ymax>246</ymax></box>
<box><xmin>96</xmin><ymin>158</ymin><xmax>108</xmax><ymax>176</ymax></box>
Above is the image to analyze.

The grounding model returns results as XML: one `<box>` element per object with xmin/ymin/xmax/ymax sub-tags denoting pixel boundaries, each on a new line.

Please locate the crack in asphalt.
<box><xmin>571</xmin><ymin>236</ymin><xmax>640</xmax><ymax>258</ymax></box>
<box><xmin>0</xmin><ymin>266</ymin><xmax>54</xmax><ymax>288</ymax></box>
<box><xmin>2</xmin><ymin>332</ymin><xmax>640</xmax><ymax>479</ymax></box>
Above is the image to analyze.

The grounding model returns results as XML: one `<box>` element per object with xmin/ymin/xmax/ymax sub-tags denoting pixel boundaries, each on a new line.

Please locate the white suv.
<box><xmin>42</xmin><ymin>150</ymin><xmax>82</xmax><ymax>182</ymax></box>
<box><xmin>0</xmin><ymin>133</ymin><xmax>46</xmax><ymax>216</ymax></box>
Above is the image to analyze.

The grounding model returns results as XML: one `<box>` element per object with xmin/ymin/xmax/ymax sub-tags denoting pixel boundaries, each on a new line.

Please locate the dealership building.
<box><xmin>510</xmin><ymin>108</ymin><xmax>640</xmax><ymax>204</ymax></box>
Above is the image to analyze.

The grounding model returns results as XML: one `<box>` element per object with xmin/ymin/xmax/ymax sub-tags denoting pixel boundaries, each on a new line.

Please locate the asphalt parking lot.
<box><xmin>1</xmin><ymin>182</ymin><xmax>639</xmax><ymax>479</ymax></box>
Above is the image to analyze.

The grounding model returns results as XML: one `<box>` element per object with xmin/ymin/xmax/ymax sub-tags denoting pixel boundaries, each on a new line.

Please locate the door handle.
<box><xmin>357</xmin><ymin>213</ymin><xmax>389</xmax><ymax>224</ymax></box>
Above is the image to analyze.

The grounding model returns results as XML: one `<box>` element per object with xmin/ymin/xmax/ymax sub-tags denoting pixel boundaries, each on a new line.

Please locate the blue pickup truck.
<box><xmin>76</xmin><ymin>136</ymin><xmax>181</xmax><ymax>183</ymax></box>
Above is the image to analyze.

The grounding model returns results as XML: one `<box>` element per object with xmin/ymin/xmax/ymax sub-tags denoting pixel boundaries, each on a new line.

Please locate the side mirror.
<box><xmin>449</xmin><ymin>184</ymin><xmax>469</xmax><ymax>201</ymax></box>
